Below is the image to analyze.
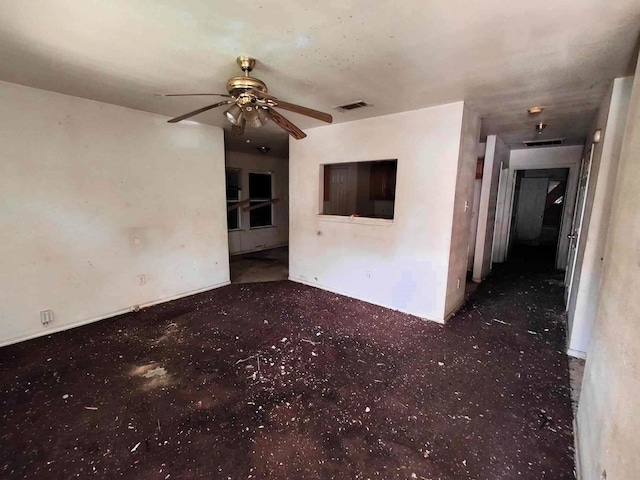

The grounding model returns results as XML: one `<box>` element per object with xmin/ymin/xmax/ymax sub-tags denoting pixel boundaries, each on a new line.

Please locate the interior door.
<box><xmin>328</xmin><ymin>165</ymin><xmax>349</xmax><ymax>215</ymax></box>
<box><xmin>515</xmin><ymin>177</ymin><xmax>549</xmax><ymax>245</ymax></box>
<box><xmin>564</xmin><ymin>146</ymin><xmax>593</xmax><ymax>305</ymax></box>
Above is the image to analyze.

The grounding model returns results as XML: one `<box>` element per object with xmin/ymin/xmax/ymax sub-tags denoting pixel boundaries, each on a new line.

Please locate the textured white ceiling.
<box><xmin>1</xmin><ymin>0</ymin><xmax>639</xmax><ymax>156</ymax></box>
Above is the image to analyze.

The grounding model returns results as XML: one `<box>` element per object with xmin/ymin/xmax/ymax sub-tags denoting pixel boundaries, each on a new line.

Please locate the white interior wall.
<box><xmin>493</xmin><ymin>146</ymin><xmax>583</xmax><ymax>269</ymax></box>
<box><xmin>0</xmin><ymin>81</ymin><xmax>229</xmax><ymax>346</ymax></box>
<box><xmin>444</xmin><ymin>104</ymin><xmax>481</xmax><ymax>316</ymax></box>
<box><xmin>567</xmin><ymin>77</ymin><xmax>633</xmax><ymax>358</ymax></box>
<box><xmin>472</xmin><ymin>135</ymin><xmax>509</xmax><ymax>282</ymax></box>
<box><xmin>289</xmin><ymin>102</ymin><xmax>475</xmax><ymax>322</ymax></box>
<box><xmin>577</xmin><ymin>59</ymin><xmax>640</xmax><ymax>480</ymax></box>
<box><xmin>226</xmin><ymin>151</ymin><xmax>289</xmax><ymax>255</ymax></box>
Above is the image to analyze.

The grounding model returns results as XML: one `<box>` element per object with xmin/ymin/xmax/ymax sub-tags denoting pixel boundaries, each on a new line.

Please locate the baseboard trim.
<box><xmin>567</xmin><ymin>348</ymin><xmax>587</xmax><ymax>359</ymax></box>
<box><xmin>0</xmin><ymin>280</ymin><xmax>231</xmax><ymax>348</ymax></box>
<box><xmin>443</xmin><ymin>296</ymin><xmax>467</xmax><ymax>323</ymax></box>
<box><xmin>573</xmin><ymin>417</ymin><xmax>583</xmax><ymax>480</ymax></box>
<box><xmin>289</xmin><ymin>276</ymin><xmax>445</xmax><ymax>324</ymax></box>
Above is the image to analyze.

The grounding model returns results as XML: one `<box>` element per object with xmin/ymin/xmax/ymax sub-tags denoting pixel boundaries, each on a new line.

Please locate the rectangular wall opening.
<box><xmin>321</xmin><ymin>160</ymin><xmax>397</xmax><ymax>219</ymax></box>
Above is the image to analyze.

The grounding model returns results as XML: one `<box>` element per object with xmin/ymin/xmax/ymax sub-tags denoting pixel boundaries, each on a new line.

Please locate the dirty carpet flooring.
<box><xmin>0</xmin><ymin>265</ymin><xmax>574</xmax><ymax>479</ymax></box>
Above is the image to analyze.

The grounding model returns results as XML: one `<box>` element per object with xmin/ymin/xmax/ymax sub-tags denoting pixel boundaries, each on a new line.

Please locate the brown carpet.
<box><xmin>0</xmin><ymin>260</ymin><xmax>574</xmax><ymax>479</ymax></box>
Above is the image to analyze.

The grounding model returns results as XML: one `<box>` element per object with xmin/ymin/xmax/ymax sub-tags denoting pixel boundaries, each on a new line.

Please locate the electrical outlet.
<box><xmin>137</xmin><ymin>275</ymin><xmax>146</xmax><ymax>285</ymax></box>
<box><xmin>457</xmin><ymin>278</ymin><xmax>461</xmax><ymax>289</ymax></box>
<box><xmin>366</xmin><ymin>271</ymin><xmax>371</xmax><ymax>279</ymax></box>
<box><xmin>40</xmin><ymin>310</ymin><xmax>54</xmax><ymax>325</ymax></box>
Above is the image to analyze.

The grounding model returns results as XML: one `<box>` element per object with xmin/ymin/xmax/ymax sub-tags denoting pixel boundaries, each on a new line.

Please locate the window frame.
<box><xmin>319</xmin><ymin>159</ymin><xmax>397</xmax><ymax>222</ymax></box>
<box><xmin>225</xmin><ymin>167</ymin><xmax>242</xmax><ymax>231</ymax></box>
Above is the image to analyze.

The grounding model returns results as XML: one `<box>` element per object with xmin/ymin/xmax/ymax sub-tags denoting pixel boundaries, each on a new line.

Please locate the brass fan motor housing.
<box><xmin>226</xmin><ymin>76</ymin><xmax>268</xmax><ymax>96</ymax></box>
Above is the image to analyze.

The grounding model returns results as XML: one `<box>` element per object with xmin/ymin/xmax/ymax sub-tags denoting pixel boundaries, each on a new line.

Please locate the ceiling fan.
<box><xmin>157</xmin><ymin>56</ymin><xmax>333</xmax><ymax>139</ymax></box>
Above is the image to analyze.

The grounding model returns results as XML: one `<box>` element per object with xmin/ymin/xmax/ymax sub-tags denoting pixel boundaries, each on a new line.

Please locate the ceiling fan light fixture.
<box><xmin>243</xmin><ymin>105</ymin><xmax>270</xmax><ymax>128</ymax></box>
<box><xmin>257</xmin><ymin>107</ymin><xmax>269</xmax><ymax>125</ymax></box>
<box><xmin>243</xmin><ymin>105</ymin><xmax>262</xmax><ymax>128</ymax></box>
<box><xmin>224</xmin><ymin>104</ymin><xmax>243</xmax><ymax>125</ymax></box>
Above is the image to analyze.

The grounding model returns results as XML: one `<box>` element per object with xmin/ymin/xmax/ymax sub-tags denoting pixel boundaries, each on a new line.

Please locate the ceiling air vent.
<box><xmin>523</xmin><ymin>138</ymin><xmax>565</xmax><ymax>147</ymax></box>
<box><xmin>333</xmin><ymin>100</ymin><xmax>370</xmax><ymax>111</ymax></box>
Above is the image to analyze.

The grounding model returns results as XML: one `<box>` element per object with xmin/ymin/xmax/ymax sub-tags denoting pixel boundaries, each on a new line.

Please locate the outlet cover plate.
<box><xmin>40</xmin><ymin>309</ymin><xmax>54</xmax><ymax>325</ymax></box>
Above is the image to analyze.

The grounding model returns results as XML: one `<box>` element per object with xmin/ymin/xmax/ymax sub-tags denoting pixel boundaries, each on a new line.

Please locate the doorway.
<box><xmin>509</xmin><ymin>168</ymin><xmax>569</xmax><ymax>267</ymax></box>
<box><xmin>225</xmin><ymin>150</ymin><xmax>290</xmax><ymax>284</ymax></box>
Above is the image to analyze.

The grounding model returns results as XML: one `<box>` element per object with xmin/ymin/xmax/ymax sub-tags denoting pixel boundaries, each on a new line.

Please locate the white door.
<box><xmin>329</xmin><ymin>166</ymin><xmax>349</xmax><ymax>215</ymax></box>
<box><xmin>565</xmin><ymin>146</ymin><xmax>593</xmax><ymax>305</ymax></box>
<box><xmin>515</xmin><ymin>177</ymin><xmax>549</xmax><ymax>245</ymax></box>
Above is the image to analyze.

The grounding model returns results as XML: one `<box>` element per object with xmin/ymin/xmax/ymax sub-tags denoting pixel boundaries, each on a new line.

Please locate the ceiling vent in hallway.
<box><xmin>523</xmin><ymin>138</ymin><xmax>565</xmax><ymax>147</ymax></box>
<box><xmin>333</xmin><ymin>100</ymin><xmax>370</xmax><ymax>111</ymax></box>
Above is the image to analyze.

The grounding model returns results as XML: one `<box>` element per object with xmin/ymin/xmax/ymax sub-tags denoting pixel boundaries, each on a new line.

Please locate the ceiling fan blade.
<box><xmin>167</xmin><ymin>100</ymin><xmax>231</xmax><ymax>123</ymax></box>
<box><xmin>247</xmin><ymin>89</ymin><xmax>332</xmax><ymax>123</ymax></box>
<box><xmin>232</xmin><ymin>118</ymin><xmax>246</xmax><ymax>136</ymax></box>
<box><xmin>156</xmin><ymin>93</ymin><xmax>232</xmax><ymax>97</ymax></box>
<box><xmin>248</xmin><ymin>88</ymin><xmax>278</xmax><ymax>101</ymax></box>
<box><xmin>271</xmin><ymin>100</ymin><xmax>333</xmax><ymax>123</ymax></box>
<box><xmin>267</xmin><ymin>107</ymin><xmax>307</xmax><ymax>140</ymax></box>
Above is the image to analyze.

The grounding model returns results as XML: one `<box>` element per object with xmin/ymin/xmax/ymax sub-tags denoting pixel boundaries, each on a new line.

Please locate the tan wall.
<box><xmin>0</xmin><ymin>81</ymin><xmax>229</xmax><ymax>346</ymax></box>
<box><xmin>576</xmin><ymin>62</ymin><xmax>640</xmax><ymax>479</ymax></box>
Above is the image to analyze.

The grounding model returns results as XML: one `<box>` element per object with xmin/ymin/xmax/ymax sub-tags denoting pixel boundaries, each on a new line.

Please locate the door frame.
<box><xmin>564</xmin><ymin>144</ymin><xmax>595</xmax><ymax>306</ymax></box>
<box><xmin>493</xmin><ymin>146</ymin><xmax>582</xmax><ymax>270</ymax></box>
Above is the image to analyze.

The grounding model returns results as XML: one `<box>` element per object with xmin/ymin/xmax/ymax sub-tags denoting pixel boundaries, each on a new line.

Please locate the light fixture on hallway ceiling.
<box><xmin>535</xmin><ymin>123</ymin><xmax>547</xmax><ymax>135</ymax></box>
<box><xmin>257</xmin><ymin>146</ymin><xmax>271</xmax><ymax>155</ymax></box>
<box><xmin>528</xmin><ymin>106</ymin><xmax>544</xmax><ymax>114</ymax></box>
<box><xmin>156</xmin><ymin>56</ymin><xmax>333</xmax><ymax>139</ymax></box>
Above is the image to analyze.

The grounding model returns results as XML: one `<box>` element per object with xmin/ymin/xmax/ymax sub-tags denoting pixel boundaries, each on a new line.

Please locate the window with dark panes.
<box><xmin>226</xmin><ymin>168</ymin><xmax>241</xmax><ymax>230</ymax></box>
<box><xmin>249</xmin><ymin>172</ymin><xmax>273</xmax><ymax>228</ymax></box>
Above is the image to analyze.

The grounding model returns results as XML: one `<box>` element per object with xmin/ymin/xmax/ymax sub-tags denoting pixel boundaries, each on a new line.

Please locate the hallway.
<box><xmin>229</xmin><ymin>246</ymin><xmax>289</xmax><ymax>284</ymax></box>
<box><xmin>0</xmin><ymin>260</ymin><xmax>574</xmax><ymax>479</ymax></box>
